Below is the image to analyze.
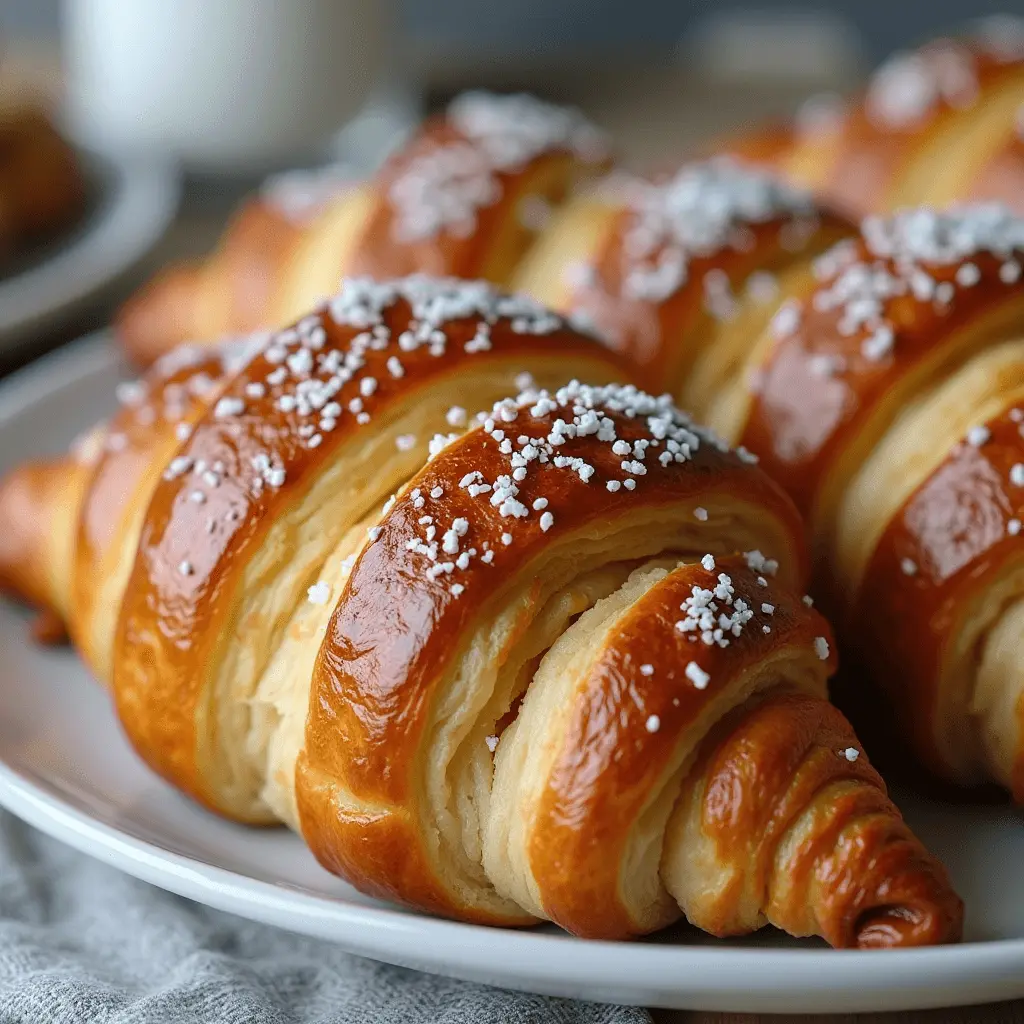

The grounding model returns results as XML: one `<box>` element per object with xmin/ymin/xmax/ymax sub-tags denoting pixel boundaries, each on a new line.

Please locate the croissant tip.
<box><xmin>0</xmin><ymin>460</ymin><xmax>66</xmax><ymax>622</ymax></box>
<box><xmin>30</xmin><ymin>609</ymin><xmax>68</xmax><ymax>645</ymax></box>
<box><xmin>851</xmin><ymin>891</ymin><xmax>965</xmax><ymax>949</ymax></box>
<box><xmin>0</xmin><ymin>465</ymin><xmax>34</xmax><ymax>593</ymax></box>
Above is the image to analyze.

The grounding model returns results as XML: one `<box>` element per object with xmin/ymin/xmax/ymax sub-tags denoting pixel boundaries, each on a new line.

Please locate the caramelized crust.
<box><xmin>72</xmin><ymin>344</ymin><xmax>252</xmax><ymax>680</ymax></box>
<box><xmin>685</xmin><ymin>688</ymin><xmax>960</xmax><ymax>948</ymax></box>
<box><xmin>742</xmin><ymin>220</ymin><xmax>1024</xmax><ymax>533</ymax></box>
<box><xmin>299</xmin><ymin>499</ymin><xmax>962</xmax><ymax>945</ymax></box>
<box><xmin>113</xmin><ymin>282</ymin><xmax>623</xmax><ymax>819</ymax></box>
<box><xmin>529</xmin><ymin>562</ymin><xmax>958</xmax><ymax>947</ymax></box>
<box><xmin>0</xmin><ymin>270</ymin><xmax>965</xmax><ymax>949</ymax></box>
<box><xmin>527</xmin><ymin>562</ymin><xmax>834</xmax><ymax>937</ymax></box>
<box><xmin>515</xmin><ymin>160</ymin><xmax>853</xmax><ymax>416</ymax></box>
<box><xmin>684</xmin><ymin>204</ymin><xmax>1024</xmax><ymax>805</ymax></box>
<box><xmin>853</xmin><ymin>405</ymin><xmax>1024</xmax><ymax>791</ymax></box>
<box><xmin>297</xmin><ymin>392</ymin><xmax>803</xmax><ymax>921</ymax></box>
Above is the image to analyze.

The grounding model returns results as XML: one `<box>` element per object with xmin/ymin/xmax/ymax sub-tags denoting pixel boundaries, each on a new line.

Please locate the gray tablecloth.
<box><xmin>0</xmin><ymin>812</ymin><xmax>652</xmax><ymax>1023</ymax></box>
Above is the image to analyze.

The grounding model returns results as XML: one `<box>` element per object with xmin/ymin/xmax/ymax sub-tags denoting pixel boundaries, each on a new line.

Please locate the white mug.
<box><xmin>63</xmin><ymin>0</ymin><xmax>391</xmax><ymax>170</ymax></box>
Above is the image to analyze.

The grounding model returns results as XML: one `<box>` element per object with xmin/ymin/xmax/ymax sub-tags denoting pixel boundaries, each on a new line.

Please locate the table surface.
<box><xmin>2</xmin><ymin>50</ymin><xmax>1020</xmax><ymax>1024</ymax></box>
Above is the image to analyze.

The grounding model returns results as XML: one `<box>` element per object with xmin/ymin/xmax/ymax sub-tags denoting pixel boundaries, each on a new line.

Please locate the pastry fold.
<box><xmin>667</xmin><ymin>203</ymin><xmax>1024</xmax><ymax>803</ymax></box>
<box><xmin>507</xmin><ymin>125</ymin><xmax>1024</xmax><ymax>807</ymax></box>
<box><xmin>0</xmin><ymin>276</ymin><xmax>962</xmax><ymax>948</ymax></box>
<box><xmin>513</xmin><ymin>158</ymin><xmax>854</xmax><ymax>422</ymax></box>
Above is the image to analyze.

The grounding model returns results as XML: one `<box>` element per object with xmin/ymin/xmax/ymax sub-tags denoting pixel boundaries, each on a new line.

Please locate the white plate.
<box><xmin>0</xmin><ymin>154</ymin><xmax>179</xmax><ymax>350</ymax></box>
<box><xmin>2</xmin><ymin>334</ymin><xmax>1024</xmax><ymax>1015</ymax></box>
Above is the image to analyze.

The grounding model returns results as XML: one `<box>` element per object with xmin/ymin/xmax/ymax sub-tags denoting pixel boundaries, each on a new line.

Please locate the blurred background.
<box><xmin>5</xmin><ymin>0</ymin><xmax>1022</xmax><ymax>168</ymax></box>
<box><xmin>0</xmin><ymin>0</ymin><xmax>1021</xmax><ymax>365</ymax></box>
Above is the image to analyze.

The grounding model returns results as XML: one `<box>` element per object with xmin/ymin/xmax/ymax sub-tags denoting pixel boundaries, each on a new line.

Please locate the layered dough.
<box><xmin>502</xmin><ymin>134</ymin><xmax>1024</xmax><ymax>808</ymax></box>
<box><xmin>295</xmin><ymin>380</ymin><xmax>959</xmax><ymax>944</ymax></box>
<box><xmin>0</xmin><ymin>275</ymin><xmax>961</xmax><ymax>947</ymax></box>
<box><xmin>3</xmin><ymin>278</ymin><xmax>622</xmax><ymax>820</ymax></box>
<box><xmin>592</xmin><ymin>199</ymin><xmax>1024</xmax><ymax>804</ymax></box>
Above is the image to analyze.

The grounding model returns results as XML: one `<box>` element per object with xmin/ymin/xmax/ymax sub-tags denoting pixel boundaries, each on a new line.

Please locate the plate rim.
<box><xmin>2</xmin><ymin>333</ymin><xmax>1024</xmax><ymax>1015</ymax></box>
<box><xmin>0</xmin><ymin>153</ymin><xmax>180</xmax><ymax>344</ymax></box>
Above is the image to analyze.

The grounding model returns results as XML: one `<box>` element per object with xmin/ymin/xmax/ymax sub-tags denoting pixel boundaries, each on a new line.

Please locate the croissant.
<box><xmin>736</xmin><ymin>205</ymin><xmax>1024</xmax><ymax>802</ymax></box>
<box><xmin>116</xmin><ymin>92</ymin><xmax>611</xmax><ymax>366</ymax></box>
<box><xmin>513</xmin><ymin>156</ymin><xmax>855</xmax><ymax>419</ymax></box>
<box><xmin>560</xmin><ymin>190</ymin><xmax>1024</xmax><ymax>804</ymax></box>
<box><xmin>0</xmin><ymin>275</ymin><xmax>961</xmax><ymax>947</ymax></box>
<box><xmin>774</xmin><ymin>20</ymin><xmax>1024</xmax><ymax>218</ymax></box>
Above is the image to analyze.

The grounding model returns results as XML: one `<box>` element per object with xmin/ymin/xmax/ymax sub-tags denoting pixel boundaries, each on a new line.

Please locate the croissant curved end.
<box><xmin>854</xmin><ymin>899</ymin><xmax>963</xmax><ymax>949</ymax></box>
<box><xmin>834</xmin><ymin>803</ymin><xmax>965</xmax><ymax>948</ymax></box>
<box><xmin>0</xmin><ymin>461</ymin><xmax>57</xmax><ymax>606</ymax></box>
<box><xmin>840</xmin><ymin>790</ymin><xmax>965</xmax><ymax>949</ymax></box>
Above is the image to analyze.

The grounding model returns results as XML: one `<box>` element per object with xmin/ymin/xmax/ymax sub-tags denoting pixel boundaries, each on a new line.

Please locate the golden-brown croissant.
<box><xmin>572</xmin><ymin>193</ymin><xmax>1024</xmax><ymax>805</ymax></box>
<box><xmin>513</xmin><ymin>157</ymin><xmax>855</xmax><ymax>416</ymax></box>
<box><xmin>736</xmin><ymin>205</ymin><xmax>1024</xmax><ymax>802</ymax></box>
<box><xmin>116</xmin><ymin>92</ymin><xmax>611</xmax><ymax>365</ymax></box>
<box><xmin>0</xmin><ymin>275</ymin><xmax>961</xmax><ymax>947</ymax></box>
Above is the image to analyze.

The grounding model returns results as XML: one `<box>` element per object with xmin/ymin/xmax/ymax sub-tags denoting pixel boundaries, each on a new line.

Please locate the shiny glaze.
<box><xmin>297</xmin><ymin>400</ymin><xmax>805</xmax><ymax>923</ymax></box>
<box><xmin>742</xmin><ymin>239</ymin><xmax>1024</xmax><ymax>520</ymax></box>
<box><xmin>76</xmin><ymin>352</ymin><xmax>226</xmax><ymax>583</ymax></box>
<box><xmin>72</xmin><ymin>346</ymin><xmax>240</xmax><ymax>678</ymax></box>
<box><xmin>349</xmin><ymin>117</ymin><xmax>606</xmax><ymax>285</ymax></box>
<box><xmin>113</xmin><ymin>288</ymin><xmax>618</xmax><ymax>816</ymax></box>
<box><xmin>561</xmin><ymin>179</ymin><xmax>850</xmax><ymax>395</ymax></box>
<box><xmin>527</xmin><ymin>560</ymin><xmax>836</xmax><ymax>939</ymax></box>
<box><xmin>853</xmin><ymin>407</ymin><xmax>1024</xmax><ymax>789</ymax></box>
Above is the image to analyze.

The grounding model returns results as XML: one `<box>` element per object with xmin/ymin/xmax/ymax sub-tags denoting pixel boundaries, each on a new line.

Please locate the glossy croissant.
<box><xmin>535</xmin><ymin>156</ymin><xmax>1024</xmax><ymax>805</ymax></box>
<box><xmin>0</xmin><ymin>276</ymin><xmax>961</xmax><ymax>947</ymax></box>
<box><xmin>739</xmin><ymin>206</ymin><xmax>1024</xmax><ymax>804</ymax></box>
<box><xmin>116</xmin><ymin>92</ymin><xmax>611</xmax><ymax>366</ymax></box>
